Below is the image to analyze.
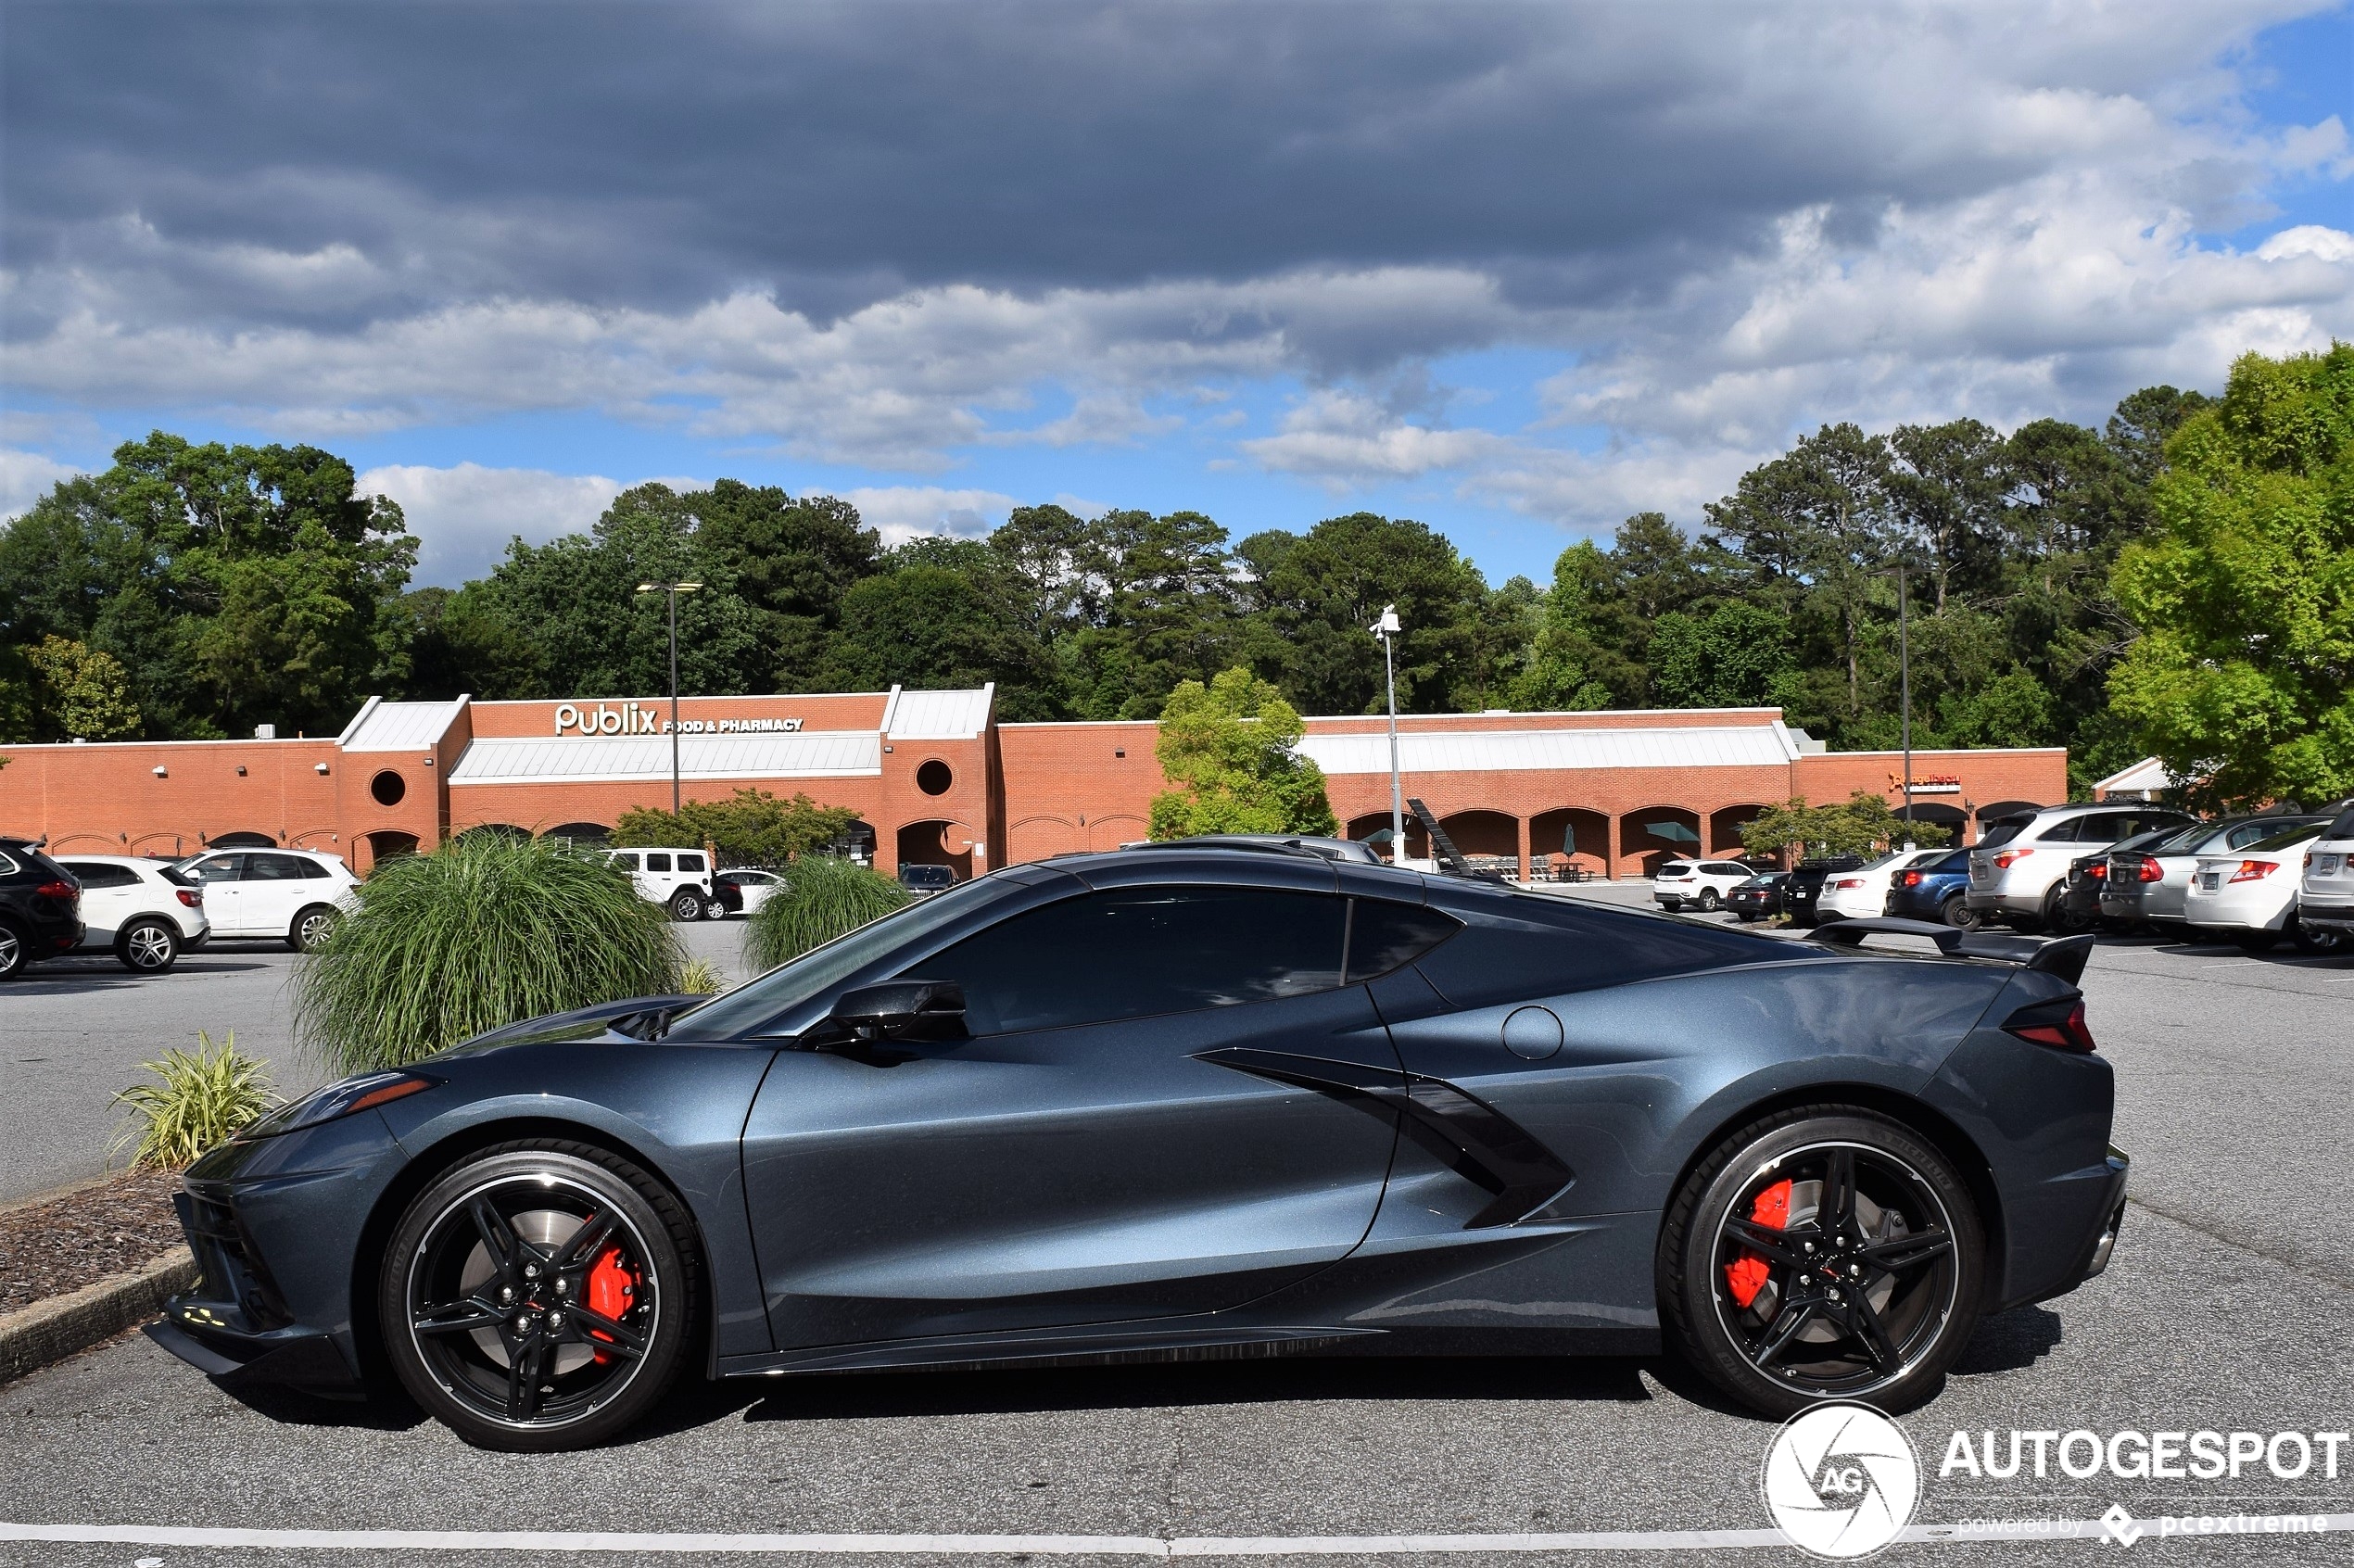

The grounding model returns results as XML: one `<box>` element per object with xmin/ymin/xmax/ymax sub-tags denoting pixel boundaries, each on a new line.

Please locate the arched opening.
<box><xmin>1087</xmin><ymin>814</ymin><xmax>1147</xmax><ymax>852</ymax></box>
<box><xmin>1894</xmin><ymin>801</ymin><xmax>1966</xmax><ymax>846</ymax></box>
<box><xmin>1621</xmin><ymin>807</ymin><xmax>1702</xmax><ymax>878</ymax></box>
<box><xmin>1976</xmin><ymin>799</ymin><xmax>2044</xmax><ymax>823</ymax></box>
<box><xmin>810</xmin><ymin>818</ymin><xmax>875</xmax><ymax>866</ymax></box>
<box><xmin>1709</xmin><ymin>804</ymin><xmax>1769</xmax><ymax>859</ymax></box>
<box><xmin>130</xmin><ymin>832</ymin><xmax>187</xmax><ymax>859</ymax></box>
<box><xmin>1345</xmin><ymin>810</ymin><xmax>1406</xmax><ymax>863</ymax></box>
<box><xmin>1529</xmin><ymin>807</ymin><xmax>1611</xmax><ymax>881</ymax></box>
<box><xmin>1009</xmin><ymin>815</ymin><xmax>1077</xmax><ymax>865</ymax></box>
<box><xmin>455</xmin><ymin>823</ymin><xmax>530</xmax><ymax>844</ymax></box>
<box><xmin>542</xmin><ymin>821</ymin><xmax>613</xmax><ymax>848</ymax></box>
<box><xmin>49</xmin><ymin>832</ymin><xmax>120</xmax><ymax>853</ymax></box>
<box><xmin>1437</xmin><ymin>809</ymin><xmax>1520</xmax><ymax>878</ymax></box>
<box><xmin>894</xmin><ymin>818</ymin><xmax>971</xmax><ymax>881</ymax></box>
<box><xmin>915</xmin><ymin>759</ymin><xmax>954</xmax><ymax>796</ymax></box>
<box><xmin>369</xmin><ymin>769</ymin><xmax>407</xmax><ymax>806</ymax></box>
<box><xmin>365</xmin><ymin>830</ymin><xmax>421</xmax><ymax>871</ymax></box>
<box><xmin>208</xmin><ymin>831</ymin><xmax>277</xmax><ymax>849</ymax></box>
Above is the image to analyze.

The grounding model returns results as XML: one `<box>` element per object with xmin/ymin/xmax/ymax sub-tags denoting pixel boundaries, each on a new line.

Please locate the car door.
<box><xmin>57</xmin><ymin>862</ymin><xmax>127</xmax><ymax>943</ymax></box>
<box><xmin>239</xmin><ymin>853</ymin><xmax>316</xmax><ymax>939</ymax></box>
<box><xmin>183</xmin><ymin>854</ymin><xmax>247</xmax><ymax>933</ymax></box>
<box><xmin>739</xmin><ymin>872</ymin><xmax>1404</xmax><ymax>1350</ymax></box>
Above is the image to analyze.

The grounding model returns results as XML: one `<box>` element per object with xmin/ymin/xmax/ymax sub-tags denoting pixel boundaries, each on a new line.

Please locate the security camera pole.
<box><xmin>1373</xmin><ymin>604</ymin><xmax>1404</xmax><ymax>858</ymax></box>
<box><xmin>637</xmin><ymin>580</ymin><xmax>702</xmax><ymax>816</ymax></box>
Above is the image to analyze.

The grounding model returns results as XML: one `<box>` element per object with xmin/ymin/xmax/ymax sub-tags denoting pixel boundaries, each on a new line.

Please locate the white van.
<box><xmin>605</xmin><ymin>848</ymin><xmax>716</xmax><ymax>921</ymax></box>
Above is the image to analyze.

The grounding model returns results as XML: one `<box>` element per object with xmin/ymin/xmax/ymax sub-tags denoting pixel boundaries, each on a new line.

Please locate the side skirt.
<box><xmin>719</xmin><ymin>1323</ymin><xmax>1383</xmax><ymax>1379</ymax></box>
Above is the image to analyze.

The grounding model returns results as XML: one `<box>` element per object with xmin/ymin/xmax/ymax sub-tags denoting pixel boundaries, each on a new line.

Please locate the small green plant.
<box><xmin>293</xmin><ymin>832</ymin><xmax>685</xmax><ymax>1073</ymax></box>
<box><xmin>678</xmin><ymin>955</ymin><xmax>727</xmax><ymax>994</ymax></box>
<box><xmin>111</xmin><ymin>1031</ymin><xmax>281</xmax><ymax>1170</ymax></box>
<box><xmin>745</xmin><ymin>855</ymin><xmax>910</xmax><ymax>970</ymax></box>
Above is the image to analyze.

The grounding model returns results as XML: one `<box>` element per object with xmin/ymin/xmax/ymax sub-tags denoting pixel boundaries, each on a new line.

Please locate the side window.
<box><xmin>62</xmin><ymin>863</ymin><xmax>136</xmax><ymax>889</ymax></box>
<box><xmin>2034</xmin><ymin>817</ymin><xmax>2082</xmax><ymax>843</ymax></box>
<box><xmin>1347</xmin><ymin>900</ymin><xmax>1460</xmax><ymax>981</ymax></box>
<box><xmin>900</xmin><ymin>887</ymin><xmax>1348</xmax><ymax>1035</ymax></box>
<box><xmin>1708</xmin><ymin>862</ymin><xmax>1748</xmax><ymax>876</ymax></box>
<box><xmin>2225</xmin><ymin>822</ymin><xmax>2275</xmax><ymax>850</ymax></box>
<box><xmin>188</xmin><ymin>854</ymin><xmax>244</xmax><ymax>883</ymax></box>
<box><xmin>611</xmin><ymin>852</ymin><xmax>639</xmax><ymax>870</ymax></box>
<box><xmin>2073</xmin><ymin>816</ymin><xmax>2134</xmax><ymax>845</ymax></box>
<box><xmin>676</xmin><ymin>853</ymin><xmax>704</xmax><ymax>873</ymax></box>
<box><xmin>644</xmin><ymin>853</ymin><xmax>673</xmax><ymax>873</ymax></box>
<box><xmin>247</xmin><ymin>854</ymin><xmax>309</xmax><ymax>880</ymax></box>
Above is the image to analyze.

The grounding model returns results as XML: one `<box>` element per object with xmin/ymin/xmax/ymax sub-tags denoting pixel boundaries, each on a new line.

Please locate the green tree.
<box><xmin>614</xmin><ymin>788</ymin><xmax>858</xmax><ymax>867</ymax></box>
<box><xmin>1247</xmin><ymin>512</ymin><xmax>1488</xmax><ymax>715</ymax></box>
<box><xmin>1739</xmin><ymin>791</ymin><xmax>1949</xmax><ymax>861</ymax></box>
<box><xmin>24</xmin><ymin>635</ymin><xmax>142</xmax><ymax>740</ymax></box>
<box><xmin>1510</xmin><ymin>541</ymin><xmax>1618</xmax><ymax>711</ymax></box>
<box><xmin>2109</xmin><ymin>345</ymin><xmax>2354</xmax><ymax>807</ymax></box>
<box><xmin>1647</xmin><ymin>601</ymin><xmax>1797</xmax><ymax>709</ymax></box>
<box><xmin>1148</xmin><ymin>666</ymin><xmax>1336</xmax><ymax>838</ymax></box>
<box><xmin>819</xmin><ymin>557</ymin><xmax>1056</xmax><ymax>713</ymax></box>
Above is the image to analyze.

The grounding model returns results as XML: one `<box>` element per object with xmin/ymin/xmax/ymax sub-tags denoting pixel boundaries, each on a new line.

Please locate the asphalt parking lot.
<box><xmin>5</xmin><ymin>891</ymin><xmax>2352</xmax><ymax>1564</ymax></box>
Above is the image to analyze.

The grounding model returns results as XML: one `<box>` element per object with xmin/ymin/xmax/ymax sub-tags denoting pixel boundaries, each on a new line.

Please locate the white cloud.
<box><xmin>357</xmin><ymin>462</ymin><xmax>687</xmax><ymax>587</ymax></box>
<box><xmin>841</xmin><ymin>486</ymin><xmax>1020</xmax><ymax>546</ymax></box>
<box><xmin>0</xmin><ymin>449</ymin><xmax>81</xmax><ymax>520</ymax></box>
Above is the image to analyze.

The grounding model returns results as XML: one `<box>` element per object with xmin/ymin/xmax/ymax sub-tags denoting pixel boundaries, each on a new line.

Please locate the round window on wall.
<box><xmin>916</xmin><ymin>759</ymin><xmax>954</xmax><ymax>796</ymax></box>
<box><xmin>370</xmin><ymin>769</ymin><xmax>408</xmax><ymax>806</ymax></box>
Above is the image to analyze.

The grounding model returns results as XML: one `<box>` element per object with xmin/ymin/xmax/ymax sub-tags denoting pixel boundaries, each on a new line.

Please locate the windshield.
<box><xmin>2146</xmin><ymin>822</ymin><xmax>2213</xmax><ymax>854</ymax></box>
<box><xmin>2244</xmin><ymin>821</ymin><xmax>2327</xmax><ymax>854</ymax></box>
<box><xmin>663</xmin><ymin>874</ymin><xmax>1017</xmax><ymax>1039</ymax></box>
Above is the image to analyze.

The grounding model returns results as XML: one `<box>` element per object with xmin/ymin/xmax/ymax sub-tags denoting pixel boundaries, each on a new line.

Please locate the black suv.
<box><xmin>0</xmin><ymin>836</ymin><xmax>85</xmax><ymax>979</ymax></box>
<box><xmin>1780</xmin><ymin>854</ymin><xmax>1865</xmax><ymax>929</ymax></box>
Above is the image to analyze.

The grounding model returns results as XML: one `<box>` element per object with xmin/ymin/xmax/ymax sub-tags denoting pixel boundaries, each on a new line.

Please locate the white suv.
<box><xmin>1652</xmin><ymin>859</ymin><xmax>1756</xmax><ymax>913</ymax></box>
<box><xmin>57</xmin><ymin>854</ymin><xmax>211</xmax><ymax>972</ymax></box>
<box><xmin>1965</xmin><ymin>804</ymin><xmax>2196</xmax><ymax>931</ymax></box>
<box><xmin>606</xmin><ymin>848</ymin><xmax>716</xmax><ymax>921</ymax></box>
<box><xmin>2296</xmin><ymin>803</ymin><xmax>2354</xmax><ymax>940</ymax></box>
<box><xmin>176</xmin><ymin>848</ymin><xmax>360</xmax><ymax>951</ymax></box>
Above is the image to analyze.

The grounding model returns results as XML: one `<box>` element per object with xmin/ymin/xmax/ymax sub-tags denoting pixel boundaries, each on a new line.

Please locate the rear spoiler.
<box><xmin>1807</xmin><ymin>917</ymin><xmax>2095</xmax><ymax>985</ymax></box>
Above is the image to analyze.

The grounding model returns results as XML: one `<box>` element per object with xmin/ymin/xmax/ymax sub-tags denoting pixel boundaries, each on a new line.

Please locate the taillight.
<box><xmin>2006</xmin><ymin>997</ymin><xmax>2096</xmax><ymax>1054</ymax></box>
<box><xmin>176</xmin><ymin>888</ymin><xmax>204</xmax><ymax>908</ymax></box>
<box><xmin>1902</xmin><ymin>870</ymin><xmax>1922</xmax><ymax>887</ymax></box>
<box><xmin>2137</xmin><ymin>859</ymin><xmax>2163</xmax><ymax>882</ymax></box>
<box><xmin>34</xmin><ymin>879</ymin><xmax>78</xmax><ymax>904</ymax></box>
<box><xmin>1993</xmin><ymin>846</ymin><xmax>2033</xmax><ymax>869</ymax></box>
<box><xmin>2086</xmin><ymin>863</ymin><xmax>2106</xmax><ymax>879</ymax></box>
<box><xmin>2228</xmin><ymin>860</ymin><xmax>2277</xmax><ymax>884</ymax></box>
<box><xmin>1832</xmin><ymin>878</ymin><xmax>1864</xmax><ymax>889</ymax></box>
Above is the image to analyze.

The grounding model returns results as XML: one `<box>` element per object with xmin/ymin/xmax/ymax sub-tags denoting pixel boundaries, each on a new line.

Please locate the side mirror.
<box><xmin>820</xmin><ymin>980</ymin><xmax>968</xmax><ymax>1046</ymax></box>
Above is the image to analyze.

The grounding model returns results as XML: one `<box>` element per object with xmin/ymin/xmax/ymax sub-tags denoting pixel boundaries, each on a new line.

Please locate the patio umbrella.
<box><xmin>1560</xmin><ymin>823</ymin><xmax>1576</xmax><ymax>856</ymax></box>
<box><xmin>1646</xmin><ymin>820</ymin><xmax>1701</xmax><ymax>844</ymax></box>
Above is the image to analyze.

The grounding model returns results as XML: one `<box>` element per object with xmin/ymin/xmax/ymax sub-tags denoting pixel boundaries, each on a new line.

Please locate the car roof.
<box><xmin>54</xmin><ymin>854</ymin><xmax>162</xmax><ymax>867</ymax></box>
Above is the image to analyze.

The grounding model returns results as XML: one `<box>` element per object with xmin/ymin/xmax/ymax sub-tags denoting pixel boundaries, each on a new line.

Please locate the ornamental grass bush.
<box><xmin>293</xmin><ymin>833</ymin><xmax>684</xmax><ymax>1074</ymax></box>
<box><xmin>744</xmin><ymin>854</ymin><xmax>910</xmax><ymax>971</ymax></box>
<box><xmin>111</xmin><ymin>1031</ymin><xmax>280</xmax><ymax>1170</ymax></box>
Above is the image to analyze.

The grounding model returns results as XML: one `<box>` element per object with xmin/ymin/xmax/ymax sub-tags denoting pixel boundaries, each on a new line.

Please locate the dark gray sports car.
<box><xmin>152</xmin><ymin>845</ymin><xmax>2127</xmax><ymax>1450</ymax></box>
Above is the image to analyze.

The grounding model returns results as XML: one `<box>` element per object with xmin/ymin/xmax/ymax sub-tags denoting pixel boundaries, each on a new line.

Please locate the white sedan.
<box><xmin>1817</xmin><ymin>848</ymin><xmax>1952</xmax><ymax>922</ymax></box>
<box><xmin>715</xmin><ymin>867</ymin><xmax>786</xmax><ymax>917</ymax></box>
<box><xmin>1652</xmin><ymin>858</ymin><xmax>1758</xmax><ymax>913</ymax></box>
<box><xmin>2183</xmin><ymin>820</ymin><xmax>2335</xmax><ymax>952</ymax></box>
<box><xmin>55</xmin><ymin>854</ymin><xmax>211</xmax><ymax>972</ymax></box>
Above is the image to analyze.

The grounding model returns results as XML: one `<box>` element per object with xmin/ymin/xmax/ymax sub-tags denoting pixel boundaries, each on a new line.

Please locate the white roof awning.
<box><xmin>448</xmin><ymin>730</ymin><xmax>882</xmax><ymax>786</ymax></box>
<box><xmin>1295</xmin><ymin>724</ymin><xmax>1797</xmax><ymax>777</ymax></box>
<box><xmin>340</xmin><ymin>697</ymin><xmax>468</xmax><ymax>752</ymax></box>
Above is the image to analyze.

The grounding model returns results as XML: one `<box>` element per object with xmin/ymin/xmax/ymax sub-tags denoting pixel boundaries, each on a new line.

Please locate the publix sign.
<box><xmin>554</xmin><ymin>702</ymin><xmax>804</xmax><ymax>737</ymax></box>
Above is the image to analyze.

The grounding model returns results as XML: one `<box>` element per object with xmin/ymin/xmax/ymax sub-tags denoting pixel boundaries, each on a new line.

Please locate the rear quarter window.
<box><xmin>1976</xmin><ymin>817</ymin><xmax>2031</xmax><ymax>850</ymax></box>
<box><xmin>1412</xmin><ymin>892</ymin><xmax>1785</xmax><ymax>1008</ymax></box>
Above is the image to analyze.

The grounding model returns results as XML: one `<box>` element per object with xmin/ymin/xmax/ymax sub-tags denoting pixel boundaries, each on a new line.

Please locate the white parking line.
<box><xmin>6</xmin><ymin>1517</ymin><xmax>2352</xmax><ymax>1554</ymax></box>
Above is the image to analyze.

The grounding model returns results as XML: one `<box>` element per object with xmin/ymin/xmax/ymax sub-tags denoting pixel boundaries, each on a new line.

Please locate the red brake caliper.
<box><xmin>1725</xmin><ymin>1178</ymin><xmax>1792</xmax><ymax>1309</ymax></box>
<box><xmin>584</xmin><ymin>1245</ymin><xmax>638</xmax><ymax>1363</ymax></box>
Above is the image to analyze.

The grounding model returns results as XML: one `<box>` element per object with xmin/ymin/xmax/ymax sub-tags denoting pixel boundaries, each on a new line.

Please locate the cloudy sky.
<box><xmin>3</xmin><ymin>1</ymin><xmax>2348</xmax><ymax>587</ymax></box>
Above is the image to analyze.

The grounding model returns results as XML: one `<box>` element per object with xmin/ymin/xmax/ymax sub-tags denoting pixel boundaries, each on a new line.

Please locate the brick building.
<box><xmin>0</xmin><ymin>688</ymin><xmax>2066</xmax><ymax>879</ymax></box>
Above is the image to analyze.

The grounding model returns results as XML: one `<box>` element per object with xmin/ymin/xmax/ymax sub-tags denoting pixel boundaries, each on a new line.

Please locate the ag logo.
<box><xmin>1761</xmin><ymin>1402</ymin><xmax>1919</xmax><ymax>1559</ymax></box>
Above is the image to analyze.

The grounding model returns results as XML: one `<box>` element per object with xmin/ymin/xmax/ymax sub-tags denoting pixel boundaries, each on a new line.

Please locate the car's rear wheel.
<box><xmin>2292</xmin><ymin>918</ymin><xmax>2347</xmax><ymax>955</ymax></box>
<box><xmin>2042</xmin><ymin>885</ymin><xmax>2090</xmax><ymax>935</ymax></box>
<box><xmin>1940</xmin><ymin>894</ymin><xmax>1981</xmax><ymax>930</ymax></box>
<box><xmin>2235</xmin><ymin>928</ymin><xmax>2282</xmax><ymax>953</ymax></box>
<box><xmin>380</xmin><ymin>1143</ymin><xmax>702</xmax><ymax>1451</ymax></box>
<box><xmin>1658</xmin><ymin>1106</ymin><xmax>1984</xmax><ymax>1420</ymax></box>
<box><xmin>0</xmin><ymin>921</ymin><xmax>28</xmax><ymax>980</ymax></box>
<box><xmin>289</xmin><ymin>904</ymin><xmax>339</xmax><ymax>953</ymax></box>
<box><xmin>667</xmin><ymin>888</ymin><xmax>704</xmax><ymax>922</ymax></box>
<box><xmin>1697</xmin><ymin>888</ymin><xmax>1721</xmax><ymax>912</ymax></box>
<box><xmin>116</xmin><ymin>918</ymin><xmax>180</xmax><ymax>973</ymax></box>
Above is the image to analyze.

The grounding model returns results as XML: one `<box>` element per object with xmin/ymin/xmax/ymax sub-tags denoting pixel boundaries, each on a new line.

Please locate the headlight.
<box><xmin>241</xmin><ymin>1070</ymin><xmax>439</xmax><ymax>1140</ymax></box>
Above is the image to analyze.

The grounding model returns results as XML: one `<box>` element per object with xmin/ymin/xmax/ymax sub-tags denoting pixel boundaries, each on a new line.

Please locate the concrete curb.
<box><xmin>0</xmin><ymin>1249</ymin><xmax>196</xmax><ymax>1385</ymax></box>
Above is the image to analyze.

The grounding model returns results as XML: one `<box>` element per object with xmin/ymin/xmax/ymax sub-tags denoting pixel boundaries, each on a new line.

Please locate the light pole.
<box><xmin>637</xmin><ymin>580</ymin><xmax>702</xmax><ymax>816</ymax></box>
<box><xmin>1879</xmin><ymin>562</ymin><xmax>1913</xmax><ymax>841</ymax></box>
<box><xmin>1373</xmin><ymin>604</ymin><xmax>1404</xmax><ymax>858</ymax></box>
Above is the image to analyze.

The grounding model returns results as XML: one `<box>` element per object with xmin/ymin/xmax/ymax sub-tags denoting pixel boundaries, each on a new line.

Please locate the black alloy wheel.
<box><xmin>381</xmin><ymin>1144</ymin><xmax>701</xmax><ymax>1450</ymax></box>
<box><xmin>115</xmin><ymin>918</ymin><xmax>180</xmax><ymax>973</ymax></box>
<box><xmin>0</xmin><ymin>921</ymin><xmax>27</xmax><ymax>980</ymax></box>
<box><xmin>1659</xmin><ymin>1107</ymin><xmax>1983</xmax><ymax>1419</ymax></box>
<box><xmin>667</xmin><ymin>888</ymin><xmax>704</xmax><ymax>922</ymax></box>
<box><xmin>1941</xmin><ymin>893</ymin><xmax>1981</xmax><ymax>930</ymax></box>
<box><xmin>290</xmin><ymin>904</ymin><xmax>339</xmax><ymax>953</ymax></box>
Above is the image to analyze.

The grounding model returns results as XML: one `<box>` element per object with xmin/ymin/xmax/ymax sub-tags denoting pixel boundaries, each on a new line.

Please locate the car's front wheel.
<box><xmin>380</xmin><ymin>1143</ymin><xmax>702</xmax><ymax>1451</ymax></box>
<box><xmin>667</xmin><ymin>888</ymin><xmax>704</xmax><ymax>922</ymax></box>
<box><xmin>289</xmin><ymin>904</ymin><xmax>339</xmax><ymax>953</ymax></box>
<box><xmin>116</xmin><ymin>918</ymin><xmax>180</xmax><ymax>973</ymax></box>
<box><xmin>1658</xmin><ymin>1106</ymin><xmax>1984</xmax><ymax>1420</ymax></box>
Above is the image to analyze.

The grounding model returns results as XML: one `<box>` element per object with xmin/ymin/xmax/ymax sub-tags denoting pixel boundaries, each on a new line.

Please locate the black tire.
<box><xmin>0</xmin><ymin>920</ymin><xmax>28</xmax><ymax>980</ymax></box>
<box><xmin>1737</xmin><ymin>913</ymin><xmax>1759</xmax><ymax>924</ymax></box>
<box><xmin>289</xmin><ymin>904</ymin><xmax>339</xmax><ymax>953</ymax></box>
<box><xmin>667</xmin><ymin>888</ymin><xmax>704</xmax><ymax>922</ymax></box>
<box><xmin>2042</xmin><ymin>884</ymin><xmax>2090</xmax><ymax>935</ymax></box>
<box><xmin>2292</xmin><ymin>918</ymin><xmax>2348</xmax><ymax>955</ymax></box>
<box><xmin>1940</xmin><ymin>894</ymin><xmax>1981</xmax><ymax>930</ymax></box>
<box><xmin>1698</xmin><ymin>888</ymin><xmax>1721</xmax><ymax>912</ymax></box>
<box><xmin>1658</xmin><ymin>1106</ymin><xmax>1984</xmax><ymax>1420</ymax></box>
<box><xmin>115</xmin><ymin>918</ymin><xmax>180</xmax><ymax>973</ymax></box>
<box><xmin>2235</xmin><ymin>928</ymin><xmax>2282</xmax><ymax>954</ymax></box>
<box><xmin>379</xmin><ymin>1142</ymin><xmax>702</xmax><ymax>1451</ymax></box>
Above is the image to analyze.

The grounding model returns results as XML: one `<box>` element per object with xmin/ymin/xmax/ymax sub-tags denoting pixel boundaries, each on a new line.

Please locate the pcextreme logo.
<box><xmin>1761</xmin><ymin>1403</ymin><xmax>1921</xmax><ymax>1560</ymax></box>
